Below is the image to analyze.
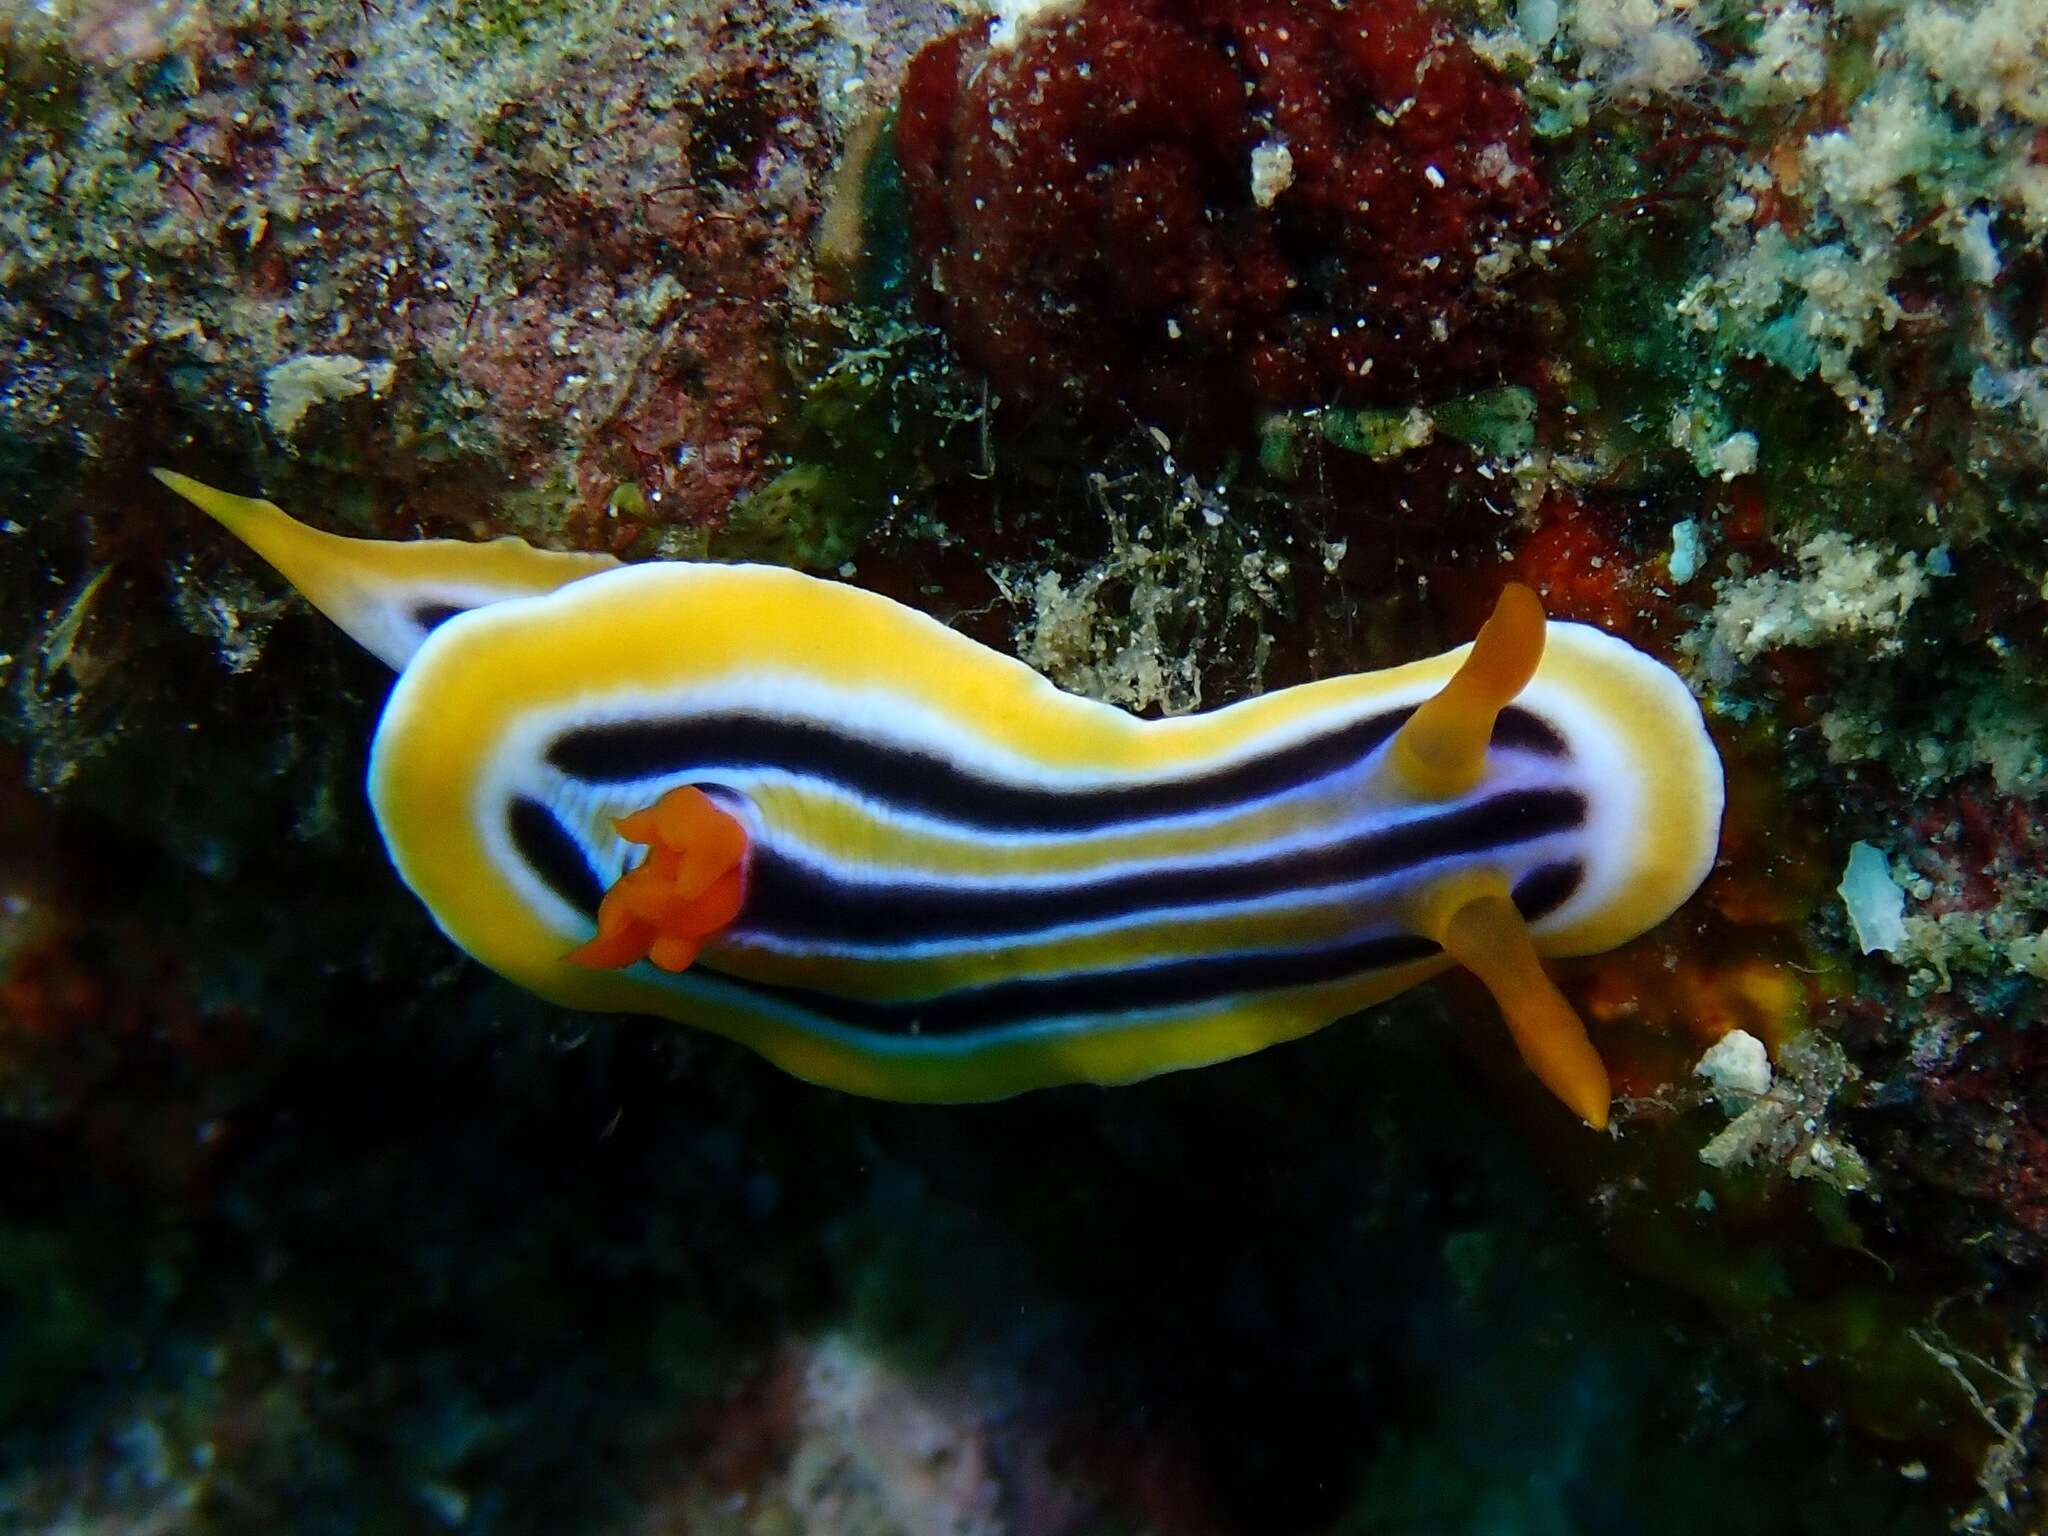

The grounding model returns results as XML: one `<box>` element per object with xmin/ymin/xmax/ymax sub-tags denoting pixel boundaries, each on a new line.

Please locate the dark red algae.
<box><xmin>896</xmin><ymin>0</ymin><xmax>1554</xmax><ymax>435</ymax></box>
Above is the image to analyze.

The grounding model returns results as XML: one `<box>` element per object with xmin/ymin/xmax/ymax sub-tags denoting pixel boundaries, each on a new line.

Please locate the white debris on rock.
<box><xmin>986</xmin><ymin>0</ymin><xmax>1083</xmax><ymax>51</ymax></box>
<box><xmin>262</xmin><ymin>354</ymin><xmax>395</xmax><ymax>438</ymax></box>
<box><xmin>1695</xmin><ymin>1029</ymin><xmax>1774</xmax><ymax>1099</ymax></box>
<box><xmin>1947</xmin><ymin>206</ymin><xmax>2002</xmax><ymax>283</ymax></box>
<box><xmin>1699</xmin><ymin>1033</ymin><xmax>1870</xmax><ymax>1192</ymax></box>
<box><xmin>1972</xmin><ymin>358</ymin><xmax>2048</xmax><ymax>451</ymax></box>
<box><xmin>1901</xmin><ymin>0</ymin><xmax>2048</xmax><ymax>126</ymax></box>
<box><xmin>998</xmin><ymin>485</ymin><xmax>1281</xmax><ymax>716</ymax></box>
<box><xmin>1690</xmin><ymin>530</ymin><xmax>1931</xmax><ymax>679</ymax></box>
<box><xmin>1669</xmin><ymin>403</ymin><xmax>1759</xmax><ymax>481</ymax></box>
<box><xmin>1801</xmin><ymin>75</ymin><xmax>1952</xmax><ymax>236</ymax></box>
<box><xmin>1737</xmin><ymin>1</ymin><xmax>1828</xmax><ymax>105</ymax></box>
<box><xmin>1517</xmin><ymin>0</ymin><xmax>1560</xmax><ymax>46</ymax></box>
<box><xmin>1710</xmin><ymin>430</ymin><xmax>1758</xmax><ymax>479</ymax></box>
<box><xmin>1250</xmin><ymin>140</ymin><xmax>1295</xmax><ymax>208</ymax></box>
<box><xmin>1675</xmin><ymin>226</ymin><xmax>1904</xmax><ymax>426</ymax></box>
<box><xmin>1840</xmin><ymin>841</ymin><xmax>1908</xmax><ymax>955</ymax></box>
<box><xmin>1668</xmin><ymin>518</ymin><xmax>1704</xmax><ymax>583</ymax></box>
<box><xmin>1570</xmin><ymin>0</ymin><xmax>1709</xmax><ymax>98</ymax></box>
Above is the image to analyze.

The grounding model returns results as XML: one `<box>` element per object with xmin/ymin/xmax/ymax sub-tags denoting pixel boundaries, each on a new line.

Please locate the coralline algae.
<box><xmin>895</xmin><ymin>0</ymin><xmax>1553</xmax><ymax>432</ymax></box>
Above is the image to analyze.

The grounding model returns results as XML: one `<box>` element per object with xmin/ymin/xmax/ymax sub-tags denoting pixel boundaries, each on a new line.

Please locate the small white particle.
<box><xmin>1839</xmin><ymin>842</ymin><xmax>1907</xmax><ymax>955</ymax></box>
<box><xmin>1250</xmin><ymin>139</ymin><xmax>1295</xmax><ymax>208</ymax></box>
<box><xmin>1668</xmin><ymin>518</ymin><xmax>1703</xmax><ymax>583</ymax></box>
<box><xmin>986</xmin><ymin>0</ymin><xmax>1083</xmax><ymax>51</ymax></box>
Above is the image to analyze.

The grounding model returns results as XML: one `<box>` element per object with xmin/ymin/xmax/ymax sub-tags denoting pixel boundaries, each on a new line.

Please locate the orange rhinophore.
<box><xmin>565</xmin><ymin>786</ymin><xmax>748</xmax><ymax>974</ymax></box>
<box><xmin>1386</xmin><ymin>582</ymin><xmax>1546</xmax><ymax>800</ymax></box>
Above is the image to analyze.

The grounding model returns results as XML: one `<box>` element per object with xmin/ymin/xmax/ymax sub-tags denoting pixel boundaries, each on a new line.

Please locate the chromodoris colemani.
<box><xmin>161</xmin><ymin>470</ymin><xmax>1723</xmax><ymax>1128</ymax></box>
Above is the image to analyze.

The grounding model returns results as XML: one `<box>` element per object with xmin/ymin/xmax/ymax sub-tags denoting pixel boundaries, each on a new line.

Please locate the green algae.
<box><xmin>0</xmin><ymin>1229</ymin><xmax>107</xmax><ymax>1422</ymax></box>
<box><xmin>712</xmin><ymin>311</ymin><xmax>982</xmax><ymax>569</ymax></box>
<box><xmin>447</xmin><ymin>0</ymin><xmax>582</xmax><ymax>54</ymax></box>
<box><xmin>1257</xmin><ymin>386</ymin><xmax>1537</xmax><ymax>482</ymax></box>
<box><xmin>711</xmin><ymin>461</ymin><xmax>872</xmax><ymax>570</ymax></box>
<box><xmin>1436</xmin><ymin>386</ymin><xmax>1540</xmax><ymax>460</ymax></box>
<box><xmin>852</xmin><ymin>113</ymin><xmax>916</xmax><ymax>308</ymax></box>
<box><xmin>1309</xmin><ymin>404</ymin><xmax>1440</xmax><ymax>464</ymax></box>
<box><xmin>0</xmin><ymin>32</ymin><xmax>88</xmax><ymax>139</ymax></box>
<box><xmin>1549</xmin><ymin>117</ymin><xmax>1727</xmax><ymax>484</ymax></box>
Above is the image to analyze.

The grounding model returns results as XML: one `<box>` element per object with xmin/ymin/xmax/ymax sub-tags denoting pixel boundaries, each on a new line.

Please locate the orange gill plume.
<box><xmin>565</xmin><ymin>786</ymin><xmax>749</xmax><ymax>974</ymax></box>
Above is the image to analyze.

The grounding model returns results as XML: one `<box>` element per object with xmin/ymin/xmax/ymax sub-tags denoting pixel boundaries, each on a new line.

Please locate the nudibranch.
<box><xmin>160</xmin><ymin>470</ymin><xmax>1723</xmax><ymax>1128</ymax></box>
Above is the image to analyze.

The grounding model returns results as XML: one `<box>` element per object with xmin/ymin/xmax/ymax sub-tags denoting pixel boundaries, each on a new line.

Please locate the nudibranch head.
<box><xmin>166</xmin><ymin>472</ymin><xmax>1723</xmax><ymax>1127</ymax></box>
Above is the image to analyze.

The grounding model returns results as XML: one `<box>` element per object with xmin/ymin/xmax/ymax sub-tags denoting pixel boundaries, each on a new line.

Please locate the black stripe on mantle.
<box><xmin>543</xmin><ymin>704</ymin><xmax>1567</xmax><ymax>834</ymax></box>
<box><xmin>503</xmin><ymin>795</ymin><xmax>1584</xmax><ymax>1040</ymax></box>
<box><xmin>729</xmin><ymin>788</ymin><xmax>1588</xmax><ymax>946</ymax></box>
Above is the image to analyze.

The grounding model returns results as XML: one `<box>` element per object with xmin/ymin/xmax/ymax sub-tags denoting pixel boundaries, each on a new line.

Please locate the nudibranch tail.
<box><xmin>1388</xmin><ymin>582</ymin><xmax>1547</xmax><ymax>800</ymax></box>
<box><xmin>565</xmin><ymin>785</ymin><xmax>750</xmax><ymax>975</ymax></box>
<box><xmin>155</xmin><ymin>469</ymin><xmax>620</xmax><ymax>670</ymax></box>
<box><xmin>1438</xmin><ymin>890</ymin><xmax>1611</xmax><ymax>1130</ymax></box>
